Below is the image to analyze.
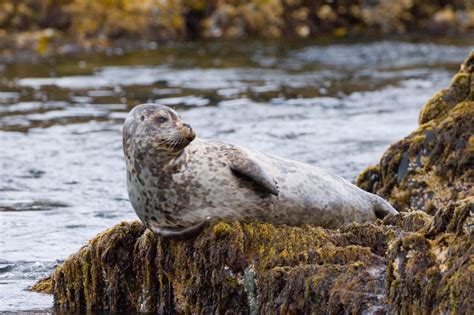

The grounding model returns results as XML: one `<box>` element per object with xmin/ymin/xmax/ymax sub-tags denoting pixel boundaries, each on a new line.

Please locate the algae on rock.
<box><xmin>386</xmin><ymin>198</ymin><xmax>473</xmax><ymax>314</ymax></box>
<box><xmin>51</xmin><ymin>218</ymin><xmax>414</xmax><ymax>313</ymax></box>
<box><xmin>34</xmin><ymin>52</ymin><xmax>474</xmax><ymax>313</ymax></box>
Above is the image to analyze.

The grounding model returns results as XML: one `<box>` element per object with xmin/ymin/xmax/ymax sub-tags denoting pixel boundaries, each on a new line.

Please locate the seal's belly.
<box><xmin>128</xmin><ymin>140</ymin><xmax>378</xmax><ymax>230</ymax></box>
<box><xmin>169</xmin><ymin>167</ymin><xmax>369</xmax><ymax>229</ymax></box>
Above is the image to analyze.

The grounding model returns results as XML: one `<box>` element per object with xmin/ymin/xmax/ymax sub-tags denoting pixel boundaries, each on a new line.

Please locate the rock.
<box><xmin>357</xmin><ymin>51</ymin><xmax>473</xmax><ymax>214</ymax></box>
<box><xmin>358</xmin><ymin>51</ymin><xmax>474</xmax><ymax>314</ymax></box>
<box><xmin>33</xmin><ymin>52</ymin><xmax>474</xmax><ymax>313</ymax></box>
<box><xmin>386</xmin><ymin>198</ymin><xmax>473</xmax><ymax>314</ymax></box>
<box><xmin>28</xmin><ymin>276</ymin><xmax>53</xmax><ymax>294</ymax></box>
<box><xmin>1</xmin><ymin>1</ymin><xmax>473</xmax><ymax>55</ymax></box>
<box><xmin>48</xmin><ymin>218</ymin><xmax>415</xmax><ymax>313</ymax></box>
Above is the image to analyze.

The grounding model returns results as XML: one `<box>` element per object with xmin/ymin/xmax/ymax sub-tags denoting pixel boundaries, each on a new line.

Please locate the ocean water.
<box><xmin>0</xmin><ymin>39</ymin><xmax>472</xmax><ymax>312</ymax></box>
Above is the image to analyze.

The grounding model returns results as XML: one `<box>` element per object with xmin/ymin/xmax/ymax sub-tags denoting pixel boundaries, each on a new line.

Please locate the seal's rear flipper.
<box><xmin>226</xmin><ymin>147</ymin><xmax>279</xmax><ymax>196</ymax></box>
<box><xmin>372</xmin><ymin>195</ymin><xmax>399</xmax><ymax>219</ymax></box>
<box><xmin>149</xmin><ymin>220</ymin><xmax>209</xmax><ymax>239</ymax></box>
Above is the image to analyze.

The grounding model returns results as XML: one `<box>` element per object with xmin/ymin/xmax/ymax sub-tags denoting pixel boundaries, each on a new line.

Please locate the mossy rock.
<box><xmin>42</xmin><ymin>217</ymin><xmax>412</xmax><ymax>313</ymax></box>
<box><xmin>28</xmin><ymin>276</ymin><xmax>53</xmax><ymax>294</ymax></box>
<box><xmin>357</xmin><ymin>51</ymin><xmax>474</xmax><ymax>214</ymax></box>
<box><xmin>356</xmin><ymin>51</ymin><xmax>474</xmax><ymax>314</ymax></box>
<box><xmin>386</xmin><ymin>198</ymin><xmax>473</xmax><ymax>314</ymax></box>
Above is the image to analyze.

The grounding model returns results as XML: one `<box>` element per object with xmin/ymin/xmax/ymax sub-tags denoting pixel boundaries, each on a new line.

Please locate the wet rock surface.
<box><xmin>33</xmin><ymin>52</ymin><xmax>474</xmax><ymax>313</ymax></box>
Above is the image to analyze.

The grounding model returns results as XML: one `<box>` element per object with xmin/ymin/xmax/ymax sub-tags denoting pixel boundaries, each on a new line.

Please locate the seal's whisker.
<box><xmin>158</xmin><ymin>135</ymin><xmax>177</xmax><ymax>150</ymax></box>
<box><xmin>157</xmin><ymin>132</ymin><xmax>178</xmax><ymax>138</ymax></box>
<box><xmin>170</xmin><ymin>135</ymin><xmax>180</xmax><ymax>150</ymax></box>
<box><xmin>152</xmin><ymin>138</ymin><xmax>173</xmax><ymax>145</ymax></box>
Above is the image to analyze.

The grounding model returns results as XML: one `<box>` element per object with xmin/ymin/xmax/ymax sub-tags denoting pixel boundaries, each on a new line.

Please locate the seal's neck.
<box><xmin>147</xmin><ymin>147</ymin><xmax>184</xmax><ymax>166</ymax></box>
<box><xmin>130</xmin><ymin>143</ymin><xmax>189</xmax><ymax>173</ymax></box>
<box><xmin>166</xmin><ymin>149</ymin><xmax>188</xmax><ymax>170</ymax></box>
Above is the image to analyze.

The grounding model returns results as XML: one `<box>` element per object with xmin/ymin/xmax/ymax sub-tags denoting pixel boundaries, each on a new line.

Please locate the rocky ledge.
<box><xmin>33</xmin><ymin>52</ymin><xmax>473</xmax><ymax>314</ymax></box>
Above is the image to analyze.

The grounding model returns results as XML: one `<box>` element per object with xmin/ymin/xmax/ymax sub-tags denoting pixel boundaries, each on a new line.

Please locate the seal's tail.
<box><xmin>372</xmin><ymin>195</ymin><xmax>398</xmax><ymax>219</ymax></box>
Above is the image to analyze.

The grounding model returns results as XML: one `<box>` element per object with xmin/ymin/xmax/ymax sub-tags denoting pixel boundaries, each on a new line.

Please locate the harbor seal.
<box><xmin>123</xmin><ymin>104</ymin><xmax>398</xmax><ymax>238</ymax></box>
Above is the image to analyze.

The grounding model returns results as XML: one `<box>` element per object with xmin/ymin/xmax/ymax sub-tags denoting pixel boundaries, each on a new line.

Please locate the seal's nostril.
<box><xmin>183</xmin><ymin>123</ymin><xmax>192</xmax><ymax>130</ymax></box>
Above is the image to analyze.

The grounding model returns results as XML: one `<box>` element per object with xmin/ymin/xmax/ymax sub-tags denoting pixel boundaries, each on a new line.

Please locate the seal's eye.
<box><xmin>140</xmin><ymin>116</ymin><xmax>145</xmax><ymax>121</ymax></box>
<box><xmin>156</xmin><ymin>116</ymin><xmax>168</xmax><ymax>123</ymax></box>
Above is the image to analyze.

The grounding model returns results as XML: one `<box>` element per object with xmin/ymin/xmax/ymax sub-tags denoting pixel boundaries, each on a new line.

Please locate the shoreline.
<box><xmin>1</xmin><ymin>0</ymin><xmax>474</xmax><ymax>64</ymax></box>
<box><xmin>2</xmin><ymin>32</ymin><xmax>474</xmax><ymax>65</ymax></box>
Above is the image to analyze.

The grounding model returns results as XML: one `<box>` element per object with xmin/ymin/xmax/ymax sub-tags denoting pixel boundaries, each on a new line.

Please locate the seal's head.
<box><xmin>123</xmin><ymin>104</ymin><xmax>195</xmax><ymax>160</ymax></box>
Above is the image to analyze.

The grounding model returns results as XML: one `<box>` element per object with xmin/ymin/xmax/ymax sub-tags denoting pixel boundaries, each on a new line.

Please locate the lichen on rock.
<box><xmin>34</xmin><ymin>52</ymin><xmax>474</xmax><ymax>313</ymax></box>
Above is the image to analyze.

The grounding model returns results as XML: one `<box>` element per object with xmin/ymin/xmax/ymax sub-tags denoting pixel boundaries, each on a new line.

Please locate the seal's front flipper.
<box><xmin>149</xmin><ymin>220</ymin><xmax>209</xmax><ymax>239</ymax></box>
<box><xmin>225</xmin><ymin>148</ymin><xmax>279</xmax><ymax>196</ymax></box>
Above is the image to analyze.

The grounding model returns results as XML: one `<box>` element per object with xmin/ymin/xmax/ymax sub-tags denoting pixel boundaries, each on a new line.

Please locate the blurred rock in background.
<box><xmin>1</xmin><ymin>0</ymin><xmax>474</xmax><ymax>58</ymax></box>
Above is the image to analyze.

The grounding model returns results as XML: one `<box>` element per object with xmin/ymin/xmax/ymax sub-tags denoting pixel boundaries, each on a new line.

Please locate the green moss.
<box><xmin>386</xmin><ymin>197</ymin><xmax>473</xmax><ymax>313</ymax></box>
<box><xmin>29</xmin><ymin>276</ymin><xmax>53</xmax><ymax>294</ymax></box>
<box><xmin>383</xmin><ymin>211</ymin><xmax>431</xmax><ymax>232</ymax></box>
<box><xmin>419</xmin><ymin>72</ymin><xmax>471</xmax><ymax>125</ymax></box>
<box><xmin>419</xmin><ymin>90</ymin><xmax>449</xmax><ymax>125</ymax></box>
<box><xmin>356</xmin><ymin>165</ymin><xmax>380</xmax><ymax>193</ymax></box>
<box><xmin>212</xmin><ymin>221</ymin><xmax>235</xmax><ymax>237</ymax></box>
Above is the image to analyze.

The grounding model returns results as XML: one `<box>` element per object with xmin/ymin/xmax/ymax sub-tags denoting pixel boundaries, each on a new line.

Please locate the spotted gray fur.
<box><xmin>123</xmin><ymin>104</ymin><xmax>398</xmax><ymax>238</ymax></box>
